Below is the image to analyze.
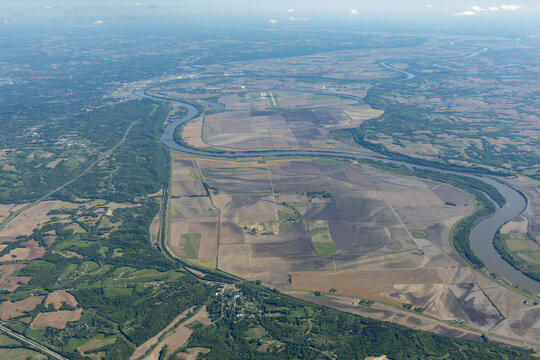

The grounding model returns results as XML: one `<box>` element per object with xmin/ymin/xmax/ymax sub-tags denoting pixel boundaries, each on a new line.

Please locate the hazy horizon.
<box><xmin>2</xmin><ymin>0</ymin><xmax>539</xmax><ymax>36</ymax></box>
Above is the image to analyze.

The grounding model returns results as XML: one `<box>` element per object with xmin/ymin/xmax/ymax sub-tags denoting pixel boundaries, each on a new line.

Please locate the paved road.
<box><xmin>0</xmin><ymin>323</ymin><xmax>68</xmax><ymax>359</ymax></box>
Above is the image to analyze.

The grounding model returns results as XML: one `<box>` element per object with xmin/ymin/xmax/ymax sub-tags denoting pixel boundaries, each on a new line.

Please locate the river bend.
<box><xmin>136</xmin><ymin>89</ymin><xmax>540</xmax><ymax>294</ymax></box>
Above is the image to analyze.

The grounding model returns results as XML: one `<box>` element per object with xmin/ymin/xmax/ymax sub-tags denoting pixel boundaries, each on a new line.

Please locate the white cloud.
<box><xmin>268</xmin><ymin>19</ymin><xmax>280</xmax><ymax>24</ymax></box>
<box><xmin>93</xmin><ymin>20</ymin><xmax>104</xmax><ymax>25</ymax></box>
<box><xmin>135</xmin><ymin>3</ymin><xmax>143</xmax><ymax>6</ymax></box>
<box><xmin>44</xmin><ymin>6</ymin><xmax>55</xmax><ymax>9</ymax></box>
<box><xmin>289</xmin><ymin>16</ymin><xmax>310</xmax><ymax>21</ymax></box>
<box><xmin>350</xmin><ymin>8</ymin><xmax>360</xmax><ymax>15</ymax></box>
<box><xmin>2</xmin><ymin>18</ymin><xmax>19</xmax><ymax>24</ymax></box>
<box><xmin>288</xmin><ymin>8</ymin><xmax>295</xmax><ymax>13</ymax></box>
<box><xmin>500</xmin><ymin>4</ymin><xmax>521</xmax><ymax>11</ymax></box>
<box><xmin>454</xmin><ymin>4</ymin><xmax>522</xmax><ymax>16</ymax></box>
<box><xmin>454</xmin><ymin>10</ymin><xmax>477</xmax><ymax>16</ymax></box>
<box><xmin>426</xmin><ymin>4</ymin><xmax>433</xmax><ymax>8</ymax></box>
<box><xmin>470</xmin><ymin>6</ymin><xmax>486</xmax><ymax>12</ymax></box>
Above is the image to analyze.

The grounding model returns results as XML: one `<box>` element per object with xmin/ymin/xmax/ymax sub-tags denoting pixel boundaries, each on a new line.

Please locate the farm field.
<box><xmin>200</xmin><ymin>101</ymin><xmax>382</xmax><ymax>152</ymax></box>
<box><xmin>1</xmin><ymin>18</ymin><xmax>540</xmax><ymax>359</ymax></box>
<box><xmin>166</xmin><ymin>152</ymin><xmax>539</xmax><ymax>341</ymax></box>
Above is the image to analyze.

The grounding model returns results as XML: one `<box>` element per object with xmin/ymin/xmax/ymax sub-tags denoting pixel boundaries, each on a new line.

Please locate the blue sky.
<box><xmin>2</xmin><ymin>0</ymin><xmax>539</xmax><ymax>29</ymax></box>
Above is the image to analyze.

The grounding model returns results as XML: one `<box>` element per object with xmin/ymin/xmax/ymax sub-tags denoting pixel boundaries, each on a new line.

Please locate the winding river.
<box><xmin>135</xmin><ymin>89</ymin><xmax>540</xmax><ymax>295</ymax></box>
<box><xmin>379</xmin><ymin>62</ymin><xmax>416</xmax><ymax>80</ymax></box>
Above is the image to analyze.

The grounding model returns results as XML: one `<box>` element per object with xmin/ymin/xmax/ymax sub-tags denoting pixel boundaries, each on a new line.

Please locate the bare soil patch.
<box><xmin>482</xmin><ymin>284</ymin><xmax>530</xmax><ymax>319</ymax></box>
<box><xmin>0</xmin><ymin>264</ymin><xmax>31</xmax><ymax>291</ymax></box>
<box><xmin>150</xmin><ymin>212</ymin><xmax>161</xmax><ymax>245</ymax></box>
<box><xmin>0</xmin><ymin>201</ymin><xmax>57</xmax><ymax>238</ymax></box>
<box><xmin>0</xmin><ymin>240</ymin><xmax>46</xmax><ymax>262</ymax></box>
<box><xmin>500</xmin><ymin>215</ymin><xmax>529</xmax><ymax>234</ymax></box>
<box><xmin>395</xmin><ymin>284</ymin><xmax>468</xmax><ymax>320</ymax></box>
<box><xmin>170</xmin><ymin>197</ymin><xmax>216</xmax><ymax>220</ymax></box>
<box><xmin>219</xmin><ymin>222</ymin><xmax>246</xmax><ymax>245</ymax></box>
<box><xmin>0</xmin><ymin>296</ymin><xmax>44</xmax><ymax>320</ymax></box>
<box><xmin>31</xmin><ymin>308</ymin><xmax>82</xmax><ymax>329</ymax></box>
<box><xmin>45</xmin><ymin>290</ymin><xmax>78</xmax><ymax>310</ymax></box>
<box><xmin>492</xmin><ymin>306</ymin><xmax>540</xmax><ymax>343</ymax></box>
<box><xmin>171</xmin><ymin>159</ymin><xmax>206</xmax><ymax>196</ymax></box>
<box><xmin>218</xmin><ymin>244</ymin><xmax>252</xmax><ymax>278</ymax></box>
<box><xmin>181</xmin><ymin>117</ymin><xmax>209</xmax><ymax>149</ymax></box>
<box><xmin>43</xmin><ymin>234</ymin><xmax>57</xmax><ymax>247</ymax></box>
<box><xmin>292</xmin><ymin>269</ymin><xmax>442</xmax><ymax>305</ymax></box>
<box><xmin>218</xmin><ymin>194</ymin><xmax>277</xmax><ymax>222</ymax></box>
<box><xmin>156</xmin><ymin>307</ymin><xmax>212</xmax><ymax>358</ymax></box>
<box><xmin>0</xmin><ymin>204</ymin><xmax>27</xmax><ymax>219</ymax></box>
<box><xmin>130</xmin><ymin>307</ymin><xmax>194</xmax><ymax>360</ymax></box>
<box><xmin>200</xmin><ymin>165</ymin><xmax>273</xmax><ymax>195</ymax></box>
<box><xmin>448</xmin><ymin>283</ymin><xmax>502</xmax><ymax>331</ymax></box>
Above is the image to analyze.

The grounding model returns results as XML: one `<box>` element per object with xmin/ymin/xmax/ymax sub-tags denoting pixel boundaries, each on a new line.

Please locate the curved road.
<box><xmin>136</xmin><ymin>85</ymin><xmax>540</xmax><ymax>295</ymax></box>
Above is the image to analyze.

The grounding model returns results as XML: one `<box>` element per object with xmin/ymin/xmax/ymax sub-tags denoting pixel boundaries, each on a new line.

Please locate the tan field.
<box><xmin>292</xmin><ymin>269</ymin><xmax>442</xmax><ymax>305</ymax></box>
<box><xmin>46</xmin><ymin>158</ymin><xmax>65</xmax><ymax>168</ymax></box>
<box><xmin>181</xmin><ymin>117</ymin><xmax>209</xmax><ymax>149</ymax></box>
<box><xmin>30</xmin><ymin>308</ymin><xmax>83</xmax><ymax>329</ymax></box>
<box><xmin>44</xmin><ymin>290</ymin><xmax>78</xmax><ymax>310</ymax></box>
<box><xmin>343</xmin><ymin>106</ymin><xmax>384</xmax><ymax>126</ymax></box>
<box><xmin>0</xmin><ymin>203</ymin><xmax>27</xmax><ymax>219</ymax></box>
<box><xmin>77</xmin><ymin>335</ymin><xmax>117</xmax><ymax>358</ymax></box>
<box><xmin>0</xmin><ymin>239</ymin><xmax>46</xmax><ymax>262</ymax></box>
<box><xmin>0</xmin><ymin>201</ymin><xmax>57</xmax><ymax>239</ymax></box>
<box><xmin>131</xmin><ymin>307</ymin><xmax>194</xmax><ymax>360</ymax></box>
<box><xmin>0</xmin><ymin>296</ymin><xmax>45</xmax><ymax>320</ymax></box>
<box><xmin>215</xmin><ymin>194</ymin><xmax>277</xmax><ymax>222</ymax></box>
<box><xmin>171</xmin><ymin>159</ymin><xmax>206</xmax><ymax>196</ymax></box>
<box><xmin>169</xmin><ymin>193</ymin><xmax>219</xmax><ymax>264</ymax></box>
<box><xmin>500</xmin><ymin>215</ymin><xmax>529</xmax><ymax>234</ymax></box>
<box><xmin>168</xmin><ymin>154</ymin><xmax>539</xmax><ymax>345</ymax></box>
<box><xmin>150</xmin><ymin>46</ymin><xmax>540</xmax><ymax>349</ymax></box>
<box><xmin>140</xmin><ymin>307</ymin><xmax>212</xmax><ymax>360</ymax></box>
<box><xmin>156</xmin><ymin>308</ymin><xmax>211</xmax><ymax>358</ymax></box>
<box><xmin>0</xmin><ymin>264</ymin><xmax>32</xmax><ymax>291</ymax></box>
<box><xmin>150</xmin><ymin>211</ymin><xmax>161</xmax><ymax>245</ymax></box>
<box><xmin>43</xmin><ymin>234</ymin><xmax>57</xmax><ymax>247</ymax></box>
<box><xmin>198</xmin><ymin>94</ymin><xmax>378</xmax><ymax>152</ymax></box>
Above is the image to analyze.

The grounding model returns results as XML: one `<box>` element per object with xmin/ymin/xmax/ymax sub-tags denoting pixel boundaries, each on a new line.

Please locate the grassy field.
<box><xmin>182</xmin><ymin>233</ymin><xmax>201</xmax><ymax>259</ymax></box>
<box><xmin>309</xmin><ymin>220</ymin><xmax>336</xmax><ymax>256</ymax></box>
<box><xmin>409</xmin><ymin>229</ymin><xmax>428</xmax><ymax>239</ymax></box>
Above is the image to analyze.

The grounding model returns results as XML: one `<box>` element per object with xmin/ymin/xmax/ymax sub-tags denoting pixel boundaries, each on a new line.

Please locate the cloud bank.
<box><xmin>454</xmin><ymin>4</ymin><xmax>522</xmax><ymax>16</ymax></box>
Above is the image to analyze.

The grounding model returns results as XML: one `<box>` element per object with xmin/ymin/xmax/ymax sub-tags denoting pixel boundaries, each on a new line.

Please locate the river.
<box><xmin>136</xmin><ymin>89</ymin><xmax>540</xmax><ymax>295</ymax></box>
<box><xmin>379</xmin><ymin>62</ymin><xmax>416</xmax><ymax>80</ymax></box>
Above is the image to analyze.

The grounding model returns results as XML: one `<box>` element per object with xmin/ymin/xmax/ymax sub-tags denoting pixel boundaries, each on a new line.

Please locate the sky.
<box><xmin>1</xmin><ymin>0</ymin><xmax>539</xmax><ymax>33</ymax></box>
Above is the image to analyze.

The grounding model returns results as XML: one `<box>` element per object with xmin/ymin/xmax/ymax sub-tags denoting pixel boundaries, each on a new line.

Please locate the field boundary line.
<box><xmin>378</xmin><ymin>191</ymin><xmax>422</xmax><ymax>250</ymax></box>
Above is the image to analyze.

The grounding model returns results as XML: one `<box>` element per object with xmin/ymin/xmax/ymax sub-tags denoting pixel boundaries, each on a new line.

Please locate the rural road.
<box><xmin>0</xmin><ymin>117</ymin><xmax>140</xmax><ymax>232</ymax></box>
<box><xmin>0</xmin><ymin>323</ymin><xmax>69</xmax><ymax>359</ymax></box>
